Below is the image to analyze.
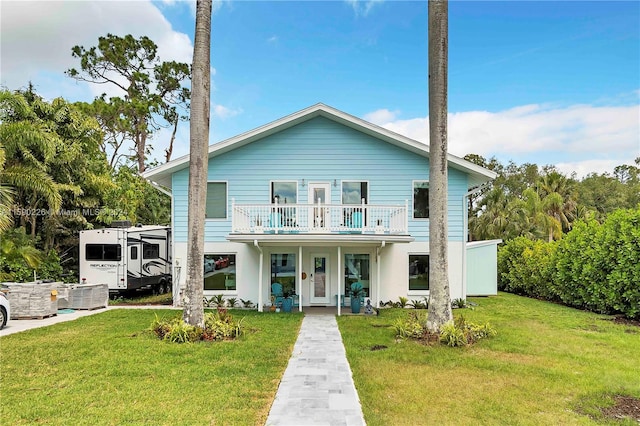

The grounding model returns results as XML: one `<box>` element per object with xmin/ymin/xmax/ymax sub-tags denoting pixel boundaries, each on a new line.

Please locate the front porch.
<box><xmin>226</xmin><ymin>232</ymin><xmax>414</xmax><ymax>315</ymax></box>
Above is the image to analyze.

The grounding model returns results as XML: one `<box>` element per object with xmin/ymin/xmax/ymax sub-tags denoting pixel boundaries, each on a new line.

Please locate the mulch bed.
<box><xmin>370</xmin><ymin>344</ymin><xmax>388</xmax><ymax>351</ymax></box>
<box><xmin>611</xmin><ymin>316</ymin><xmax>640</xmax><ymax>327</ymax></box>
<box><xmin>601</xmin><ymin>395</ymin><xmax>640</xmax><ymax>422</ymax></box>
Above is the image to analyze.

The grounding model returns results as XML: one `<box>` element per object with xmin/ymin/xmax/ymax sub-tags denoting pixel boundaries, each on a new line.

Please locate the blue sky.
<box><xmin>2</xmin><ymin>0</ymin><xmax>638</xmax><ymax>177</ymax></box>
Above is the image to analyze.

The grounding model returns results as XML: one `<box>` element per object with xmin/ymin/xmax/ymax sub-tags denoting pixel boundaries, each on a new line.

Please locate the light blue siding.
<box><xmin>172</xmin><ymin>116</ymin><xmax>469</xmax><ymax>242</ymax></box>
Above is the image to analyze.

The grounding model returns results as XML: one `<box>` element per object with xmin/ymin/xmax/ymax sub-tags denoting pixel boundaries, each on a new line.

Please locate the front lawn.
<box><xmin>337</xmin><ymin>292</ymin><xmax>640</xmax><ymax>425</ymax></box>
<box><xmin>0</xmin><ymin>309</ymin><xmax>303</xmax><ymax>425</ymax></box>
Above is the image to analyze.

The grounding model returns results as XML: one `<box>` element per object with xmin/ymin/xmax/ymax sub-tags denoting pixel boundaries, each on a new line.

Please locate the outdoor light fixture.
<box><xmin>301</xmin><ymin>179</ymin><xmax>306</xmax><ymax>187</ymax></box>
<box><xmin>333</xmin><ymin>179</ymin><xmax>338</xmax><ymax>187</ymax></box>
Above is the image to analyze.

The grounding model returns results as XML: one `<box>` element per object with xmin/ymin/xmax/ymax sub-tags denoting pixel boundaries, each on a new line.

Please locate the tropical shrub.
<box><xmin>393</xmin><ymin>312</ymin><xmax>496</xmax><ymax>346</ymax></box>
<box><xmin>554</xmin><ymin>208</ymin><xmax>640</xmax><ymax>318</ymax></box>
<box><xmin>498</xmin><ymin>237</ymin><xmax>558</xmax><ymax>300</ymax></box>
<box><xmin>499</xmin><ymin>207</ymin><xmax>640</xmax><ymax>319</ymax></box>
<box><xmin>393</xmin><ymin>310</ymin><xmax>428</xmax><ymax>338</ymax></box>
<box><xmin>439</xmin><ymin>316</ymin><xmax>497</xmax><ymax>347</ymax></box>
<box><xmin>151</xmin><ymin>309</ymin><xmax>245</xmax><ymax>343</ymax></box>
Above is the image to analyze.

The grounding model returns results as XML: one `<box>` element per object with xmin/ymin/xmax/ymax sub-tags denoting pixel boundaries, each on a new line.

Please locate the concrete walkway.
<box><xmin>266</xmin><ymin>314</ymin><xmax>366</xmax><ymax>426</ymax></box>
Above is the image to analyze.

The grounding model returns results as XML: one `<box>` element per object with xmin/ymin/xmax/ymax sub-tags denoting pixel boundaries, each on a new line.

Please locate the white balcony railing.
<box><xmin>231</xmin><ymin>199</ymin><xmax>408</xmax><ymax>235</ymax></box>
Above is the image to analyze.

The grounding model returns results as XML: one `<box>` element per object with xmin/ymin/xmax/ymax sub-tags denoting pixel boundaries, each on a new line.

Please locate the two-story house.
<box><xmin>142</xmin><ymin>104</ymin><xmax>499</xmax><ymax>313</ymax></box>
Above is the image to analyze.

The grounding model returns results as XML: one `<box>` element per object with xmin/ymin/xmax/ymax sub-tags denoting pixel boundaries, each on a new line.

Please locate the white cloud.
<box><xmin>345</xmin><ymin>0</ymin><xmax>384</xmax><ymax>17</ymax></box>
<box><xmin>267</xmin><ymin>35</ymin><xmax>279</xmax><ymax>44</ymax></box>
<box><xmin>212</xmin><ymin>104</ymin><xmax>243</xmax><ymax>120</ymax></box>
<box><xmin>363</xmin><ymin>108</ymin><xmax>400</xmax><ymax>125</ymax></box>
<box><xmin>0</xmin><ymin>0</ymin><xmax>193</xmax><ymax>99</ymax></box>
<box><xmin>368</xmin><ymin>102</ymin><xmax>640</xmax><ymax>178</ymax></box>
<box><xmin>555</xmin><ymin>159</ymin><xmax>631</xmax><ymax>179</ymax></box>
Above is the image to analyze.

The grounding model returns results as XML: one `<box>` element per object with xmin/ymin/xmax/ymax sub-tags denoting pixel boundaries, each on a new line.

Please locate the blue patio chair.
<box><xmin>269</xmin><ymin>212</ymin><xmax>282</xmax><ymax>231</ymax></box>
<box><xmin>348</xmin><ymin>211</ymin><xmax>362</xmax><ymax>232</ymax></box>
<box><xmin>271</xmin><ymin>282</ymin><xmax>284</xmax><ymax>307</ymax></box>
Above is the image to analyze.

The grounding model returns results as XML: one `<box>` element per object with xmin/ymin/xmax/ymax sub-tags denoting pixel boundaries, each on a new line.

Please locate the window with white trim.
<box><xmin>413</xmin><ymin>181</ymin><xmax>429</xmax><ymax>219</ymax></box>
<box><xmin>206</xmin><ymin>182</ymin><xmax>227</xmax><ymax>219</ymax></box>
<box><xmin>409</xmin><ymin>254</ymin><xmax>429</xmax><ymax>291</ymax></box>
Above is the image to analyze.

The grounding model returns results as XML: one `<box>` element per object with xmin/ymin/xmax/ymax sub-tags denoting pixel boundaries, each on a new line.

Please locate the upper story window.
<box><xmin>342</xmin><ymin>182</ymin><xmax>368</xmax><ymax>205</ymax></box>
<box><xmin>271</xmin><ymin>181</ymin><xmax>297</xmax><ymax>204</ymax></box>
<box><xmin>206</xmin><ymin>182</ymin><xmax>227</xmax><ymax>219</ymax></box>
<box><xmin>413</xmin><ymin>181</ymin><xmax>429</xmax><ymax>219</ymax></box>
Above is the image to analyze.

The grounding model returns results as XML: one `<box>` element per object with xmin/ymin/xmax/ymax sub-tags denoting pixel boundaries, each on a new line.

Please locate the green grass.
<box><xmin>0</xmin><ymin>309</ymin><xmax>303</xmax><ymax>425</ymax></box>
<box><xmin>337</xmin><ymin>292</ymin><xmax>640</xmax><ymax>426</ymax></box>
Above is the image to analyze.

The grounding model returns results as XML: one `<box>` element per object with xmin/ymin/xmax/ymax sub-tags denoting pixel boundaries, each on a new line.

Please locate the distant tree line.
<box><xmin>465</xmin><ymin>154</ymin><xmax>639</xmax><ymax>242</ymax></box>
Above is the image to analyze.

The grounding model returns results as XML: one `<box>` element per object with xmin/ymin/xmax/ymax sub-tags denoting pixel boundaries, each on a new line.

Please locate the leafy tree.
<box><xmin>0</xmin><ymin>87</ymin><xmax>112</xmax><ymax>250</ymax></box>
<box><xmin>67</xmin><ymin>34</ymin><xmax>190</xmax><ymax>172</ymax></box>
<box><xmin>97</xmin><ymin>165</ymin><xmax>170</xmax><ymax>225</ymax></box>
<box><xmin>0</xmin><ymin>227</ymin><xmax>43</xmax><ymax>281</ymax></box>
<box><xmin>184</xmin><ymin>0</ymin><xmax>212</xmax><ymax>327</ymax></box>
<box><xmin>426</xmin><ymin>0</ymin><xmax>452</xmax><ymax>332</ymax></box>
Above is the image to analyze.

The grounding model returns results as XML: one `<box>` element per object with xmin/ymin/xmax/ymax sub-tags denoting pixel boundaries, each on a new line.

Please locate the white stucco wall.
<box><xmin>173</xmin><ymin>240</ymin><xmax>466</xmax><ymax>308</ymax></box>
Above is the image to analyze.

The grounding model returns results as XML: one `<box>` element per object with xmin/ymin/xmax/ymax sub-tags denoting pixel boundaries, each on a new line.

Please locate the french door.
<box><xmin>308</xmin><ymin>182</ymin><xmax>331</xmax><ymax>231</ymax></box>
<box><xmin>309</xmin><ymin>253</ymin><xmax>330</xmax><ymax>304</ymax></box>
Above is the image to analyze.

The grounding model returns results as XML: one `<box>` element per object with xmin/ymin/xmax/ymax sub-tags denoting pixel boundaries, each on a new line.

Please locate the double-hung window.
<box><xmin>271</xmin><ymin>182</ymin><xmax>297</xmax><ymax>226</ymax></box>
<box><xmin>413</xmin><ymin>181</ymin><xmax>429</xmax><ymax>219</ymax></box>
<box><xmin>206</xmin><ymin>182</ymin><xmax>227</xmax><ymax>219</ymax></box>
<box><xmin>342</xmin><ymin>181</ymin><xmax>368</xmax><ymax>227</ymax></box>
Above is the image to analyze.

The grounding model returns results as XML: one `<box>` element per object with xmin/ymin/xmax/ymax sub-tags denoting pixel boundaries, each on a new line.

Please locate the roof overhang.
<box><xmin>142</xmin><ymin>103</ymin><xmax>497</xmax><ymax>190</ymax></box>
<box><xmin>227</xmin><ymin>233</ymin><xmax>414</xmax><ymax>246</ymax></box>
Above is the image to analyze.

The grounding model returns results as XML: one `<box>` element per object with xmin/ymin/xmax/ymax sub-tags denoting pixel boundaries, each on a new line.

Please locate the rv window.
<box><xmin>143</xmin><ymin>243</ymin><xmax>160</xmax><ymax>259</ymax></box>
<box><xmin>131</xmin><ymin>246</ymin><xmax>138</xmax><ymax>260</ymax></box>
<box><xmin>86</xmin><ymin>244</ymin><xmax>121</xmax><ymax>261</ymax></box>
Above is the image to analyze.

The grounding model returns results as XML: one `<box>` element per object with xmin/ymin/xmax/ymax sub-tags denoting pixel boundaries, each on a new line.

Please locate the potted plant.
<box><xmin>350</xmin><ymin>282</ymin><xmax>364</xmax><ymax>314</ymax></box>
<box><xmin>269</xmin><ymin>295</ymin><xmax>276</xmax><ymax>312</ymax></box>
<box><xmin>282</xmin><ymin>289</ymin><xmax>293</xmax><ymax>313</ymax></box>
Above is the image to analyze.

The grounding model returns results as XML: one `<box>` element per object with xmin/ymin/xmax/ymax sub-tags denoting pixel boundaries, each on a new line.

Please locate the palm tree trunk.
<box><xmin>183</xmin><ymin>0</ymin><xmax>212</xmax><ymax>327</ymax></box>
<box><xmin>427</xmin><ymin>0</ymin><xmax>453</xmax><ymax>332</ymax></box>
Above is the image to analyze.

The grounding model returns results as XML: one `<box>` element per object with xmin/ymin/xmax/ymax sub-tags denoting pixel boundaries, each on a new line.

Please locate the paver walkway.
<box><xmin>265</xmin><ymin>314</ymin><xmax>366</xmax><ymax>426</ymax></box>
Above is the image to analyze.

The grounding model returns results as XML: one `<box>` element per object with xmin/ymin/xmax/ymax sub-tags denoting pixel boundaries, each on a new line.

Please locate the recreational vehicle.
<box><xmin>79</xmin><ymin>223</ymin><xmax>171</xmax><ymax>295</ymax></box>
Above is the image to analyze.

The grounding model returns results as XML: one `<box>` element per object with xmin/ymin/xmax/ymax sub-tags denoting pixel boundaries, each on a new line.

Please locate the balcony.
<box><xmin>231</xmin><ymin>199</ymin><xmax>408</xmax><ymax>235</ymax></box>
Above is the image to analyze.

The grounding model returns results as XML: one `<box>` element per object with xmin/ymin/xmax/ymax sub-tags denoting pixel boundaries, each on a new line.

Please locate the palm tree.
<box><xmin>183</xmin><ymin>0</ymin><xmax>212</xmax><ymax>326</ymax></box>
<box><xmin>536</xmin><ymin>171</ymin><xmax>577</xmax><ymax>236</ymax></box>
<box><xmin>0</xmin><ymin>145</ymin><xmax>14</xmax><ymax>233</ymax></box>
<box><xmin>426</xmin><ymin>0</ymin><xmax>453</xmax><ymax>332</ymax></box>
<box><xmin>0</xmin><ymin>90</ymin><xmax>63</xmax><ymax>236</ymax></box>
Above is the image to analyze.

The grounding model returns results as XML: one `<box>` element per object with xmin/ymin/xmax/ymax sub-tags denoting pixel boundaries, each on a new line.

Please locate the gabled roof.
<box><xmin>142</xmin><ymin>103</ymin><xmax>497</xmax><ymax>190</ymax></box>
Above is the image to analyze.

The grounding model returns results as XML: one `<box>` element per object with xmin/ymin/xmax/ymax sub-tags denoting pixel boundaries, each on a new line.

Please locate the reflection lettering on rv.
<box><xmin>89</xmin><ymin>263</ymin><xmax>117</xmax><ymax>272</ymax></box>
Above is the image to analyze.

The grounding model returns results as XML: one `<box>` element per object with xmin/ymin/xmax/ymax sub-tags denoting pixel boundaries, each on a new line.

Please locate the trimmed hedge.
<box><xmin>497</xmin><ymin>237</ymin><xmax>558</xmax><ymax>301</ymax></box>
<box><xmin>498</xmin><ymin>207</ymin><xmax>640</xmax><ymax>319</ymax></box>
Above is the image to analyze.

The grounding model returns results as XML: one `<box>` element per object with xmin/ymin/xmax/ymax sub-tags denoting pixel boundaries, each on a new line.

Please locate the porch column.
<box><xmin>298</xmin><ymin>245</ymin><xmax>303</xmax><ymax>312</ymax></box>
<box><xmin>255</xmin><ymin>240</ymin><xmax>264</xmax><ymax>312</ymax></box>
<box><xmin>376</xmin><ymin>241</ymin><xmax>385</xmax><ymax>310</ymax></box>
<box><xmin>337</xmin><ymin>245</ymin><xmax>341</xmax><ymax>316</ymax></box>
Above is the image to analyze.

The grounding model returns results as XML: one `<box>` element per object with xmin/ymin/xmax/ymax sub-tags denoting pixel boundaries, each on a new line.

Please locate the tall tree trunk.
<box><xmin>427</xmin><ymin>0</ymin><xmax>453</xmax><ymax>332</ymax></box>
<box><xmin>137</xmin><ymin>131</ymin><xmax>147</xmax><ymax>173</ymax></box>
<box><xmin>183</xmin><ymin>0</ymin><xmax>212</xmax><ymax>327</ymax></box>
<box><xmin>165</xmin><ymin>119</ymin><xmax>178</xmax><ymax>163</ymax></box>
